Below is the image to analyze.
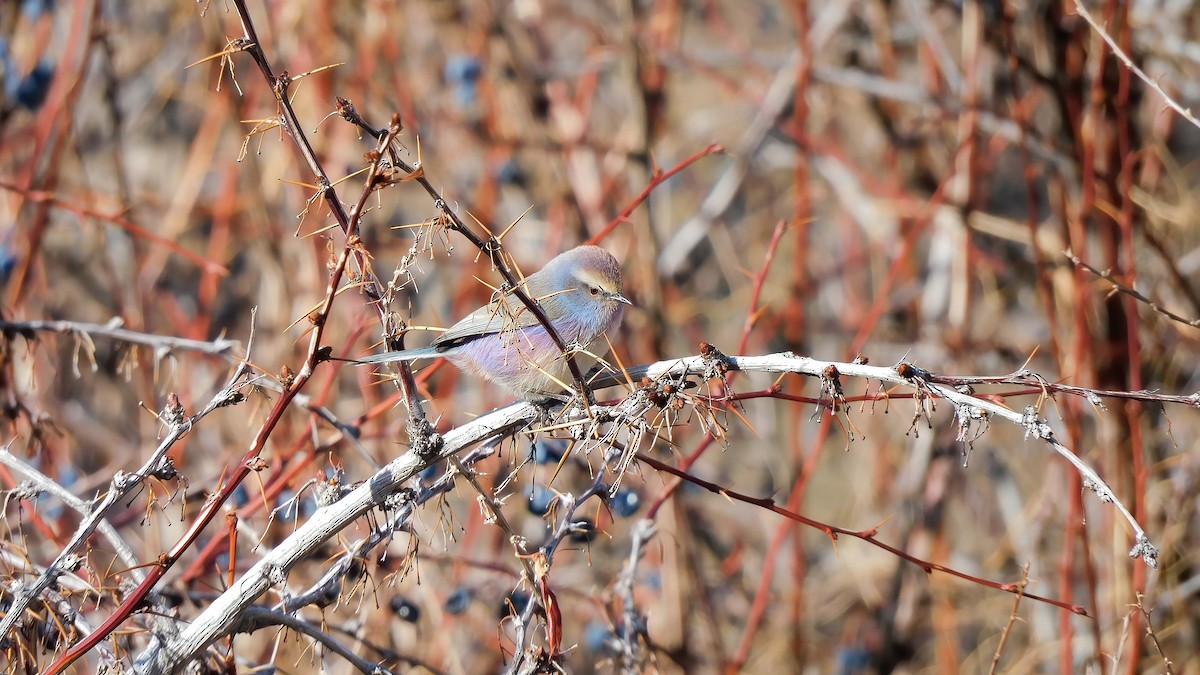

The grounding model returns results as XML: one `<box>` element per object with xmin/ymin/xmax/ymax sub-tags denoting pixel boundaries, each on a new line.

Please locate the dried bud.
<box><xmin>162</xmin><ymin>393</ymin><xmax>186</xmax><ymax>427</ymax></box>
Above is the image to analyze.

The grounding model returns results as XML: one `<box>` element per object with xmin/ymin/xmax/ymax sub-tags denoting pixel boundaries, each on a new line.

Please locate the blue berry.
<box><xmin>297</xmin><ymin>494</ymin><xmax>317</xmax><ymax>519</ymax></box>
<box><xmin>0</xmin><ymin>246</ymin><xmax>17</xmax><ymax>287</ymax></box>
<box><xmin>569</xmin><ymin>518</ymin><xmax>598</xmax><ymax>543</ymax></box>
<box><xmin>584</xmin><ymin>621</ymin><xmax>614</xmax><ymax>652</ymax></box>
<box><xmin>498</xmin><ymin>590</ymin><xmax>532</xmax><ymax>619</ymax></box>
<box><xmin>617</xmin><ymin>614</ymin><xmax>648</xmax><ymax>641</ymax></box>
<box><xmin>390</xmin><ymin>596</ymin><xmax>420</xmax><ymax>622</ymax></box>
<box><xmin>610</xmin><ymin>488</ymin><xmax>641</xmax><ymax>517</ymax></box>
<box><xmin>419</xmin><ymin>461</ymin><xmax>442</xmax><ymax>482</ymax></box>
<box><xmin>21</xmin><ymin>0</ymin><xmax>55</xmax><ymax>20</ymax></box>
<box><xmin>14</xmin><ymin>61</ymin><xmax>54</xmax><ymax>110</ymax></box>
<box><xmin>444</xmin><ymin>55</ymin><xmax>482</xmax><ymax>108</ymax></box>
<box><xmin>444</xmin><ymin>54</ymin><xmax>482</xmax><ymax>83</ymax></box>
<box><xmin>274</xmin><ymin>490</ymin><xmax>297</xmax><ymax>519</ymax></box>
<box><xmin>496</xmin><ymin>159</ymin><xmax>524</xmax><ymax>186</ymax></box>
<box><xmin>527</xmin><ymin>484</ymin><xmax>555</xmax><ymax>516</ymax></box>
<box><xmin>445</xmin><ymin>587</ymin><xmax>471</xmax><ymax>615</ymax></box>
<box><xmin>231</xmin><ymin>484</ymin><xmax>250</xmax><ymax>508</ymax></box>
<box><xmin>532</xmin><ymin>439</ymin><xmax>567</xmax><ymax>465</ymax></box>
<box><xmin>836</xmin><ymin>645</ymin><xmax>872</xmax><ymax>672</ymax></box>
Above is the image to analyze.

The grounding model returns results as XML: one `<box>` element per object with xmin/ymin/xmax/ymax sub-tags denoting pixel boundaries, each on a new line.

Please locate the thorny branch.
<box><xmin>125</xmin><ymin>347</ymin><xmax>1162</xmax><ymax>671</ymax></box>
<box><xmin>0</xmin><ymin>317</ymin><xmax>258</xmax><ymax>647</ymax></box>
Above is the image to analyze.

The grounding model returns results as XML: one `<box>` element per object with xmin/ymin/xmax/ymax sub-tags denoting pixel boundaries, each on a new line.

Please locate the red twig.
<box><xmin>587</xmin><ymin>143</ymin><xmax>724</xmax><ymax>246</ymax></box>
<box><xmin>637</xmin><ymin>452</ymin><xmax>1089</xmax><ymax>616</ymax></box>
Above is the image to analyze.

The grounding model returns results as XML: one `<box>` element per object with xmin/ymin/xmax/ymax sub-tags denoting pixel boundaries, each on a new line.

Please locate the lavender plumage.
<box><xmin>360</xmin><ymin>245</ymin><xmax>629</xmax><ymax>398</ymax></box>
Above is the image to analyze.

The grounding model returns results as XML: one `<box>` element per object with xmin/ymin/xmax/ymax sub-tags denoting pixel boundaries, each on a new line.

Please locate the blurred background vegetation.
<box><xmin>2</xmin><ymin>0</ymin><xmax>1199</xmax><ymax>672</ymax></box>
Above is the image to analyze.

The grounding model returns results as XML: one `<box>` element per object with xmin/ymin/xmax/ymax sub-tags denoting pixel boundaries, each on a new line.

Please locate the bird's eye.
<box><xmin>588</xmin><ymin>286</ymin><xmax>600</xmax><ymax>296</ymax></box>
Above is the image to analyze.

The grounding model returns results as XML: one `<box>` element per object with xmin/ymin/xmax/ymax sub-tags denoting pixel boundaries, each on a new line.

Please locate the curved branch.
<box><xmin>136</xmin><ymin>349</ymin><xmax>1159</xmax><ymax>671</ymax></box>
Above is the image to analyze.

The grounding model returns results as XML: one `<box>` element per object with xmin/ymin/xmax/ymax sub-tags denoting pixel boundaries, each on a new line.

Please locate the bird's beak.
<box><xmin>613</xmin><ymin>293</ymin><xmax>632</xmax><ymax>306</ymax></box>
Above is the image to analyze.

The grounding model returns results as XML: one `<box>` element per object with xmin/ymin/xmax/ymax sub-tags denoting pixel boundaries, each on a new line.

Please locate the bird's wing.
<box><xmin>432</xmin><ymin>293</ymin><xmax>550</xmax><ymax>351</ymax></box>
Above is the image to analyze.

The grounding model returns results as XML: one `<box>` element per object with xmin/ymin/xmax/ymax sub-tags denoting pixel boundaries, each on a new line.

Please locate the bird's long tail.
<box><xmin>354</xmin><ymin>346</ymin><xmax>443</xmax><ymax>364</ymax></box>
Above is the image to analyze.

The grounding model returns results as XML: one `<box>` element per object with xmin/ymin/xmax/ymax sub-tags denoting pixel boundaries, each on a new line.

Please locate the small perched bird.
<box><xmin>359</xmin><ymin>245</ymin><xmax>629</xmax><ymax>398</ymax></box>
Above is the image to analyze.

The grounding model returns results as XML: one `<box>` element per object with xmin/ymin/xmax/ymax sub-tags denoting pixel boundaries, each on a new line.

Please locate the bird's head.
<box><xmin>537</xmin><ymin>245</ymin><xmax>630</xmax><ymax>331</ymax></box>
